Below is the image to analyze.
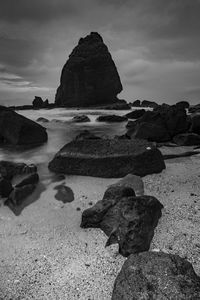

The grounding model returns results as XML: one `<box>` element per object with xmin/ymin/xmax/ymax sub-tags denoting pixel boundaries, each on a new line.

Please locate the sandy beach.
<box><xmin>0</xmin><ymin>147</ymin><xmax>200</xmax><ymax>299</ymax></box>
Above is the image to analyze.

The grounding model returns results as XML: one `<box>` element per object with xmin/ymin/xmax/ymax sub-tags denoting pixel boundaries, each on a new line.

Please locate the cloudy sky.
<box><xmin>0</xmin><ymin>0</ymin><xmax>200</xmax><ymax>105</ymax></box>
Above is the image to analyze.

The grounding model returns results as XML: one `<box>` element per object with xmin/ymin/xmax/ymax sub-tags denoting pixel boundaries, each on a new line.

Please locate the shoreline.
<box><xmin>1</xmin><ymin>152</ymin><xmax>200</xmax><ymax>299</ymax></box>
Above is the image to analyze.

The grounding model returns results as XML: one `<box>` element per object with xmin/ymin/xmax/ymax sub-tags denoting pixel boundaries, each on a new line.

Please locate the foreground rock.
<box><xmin>81</xmin><ymin>186</ymin><xmax>163</xmax><ymax>257</ymax></box>
<box><xmin>48</xmin><ymin>139</ymin><xmax>165</xmax><ymax>178</ymax></box>
<box><xmin>0</xmin><ymin>106</ymin><xmax>48</xmax><ymax>145</ymax></box>
<box><xmin>96</xmin><ymin>115</ymin><xmax>127</xmax><ymax>122</ymax></box>
<box><xmin>55</xmin><ymin>32</ymin><xmax>122</xmax><ymax>107</ymax></box>
<box><xmin>0</xmin><ymin>161</ymin><xmax>37</xmax><ymax>180</ymax></box>
<box><xmin>72</xmin><ymin>115</ymin><xmax>90</xmax><ymax>122</ymax></box>
<box><xmin>112</xmin><ymin>251</ymin><xmax>200</xmax><ymax>299</ymax></box>
<box><xmin>5</xmin><ymin>173</ymin><xmax>39</xmax><ymax>209</ymax></box>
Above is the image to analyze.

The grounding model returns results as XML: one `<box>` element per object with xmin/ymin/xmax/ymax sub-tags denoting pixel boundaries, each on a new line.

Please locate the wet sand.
<box><xmin>1</xmin><ymin>151</ymin><xmax>200</xmax><ymax>299</ymax></box>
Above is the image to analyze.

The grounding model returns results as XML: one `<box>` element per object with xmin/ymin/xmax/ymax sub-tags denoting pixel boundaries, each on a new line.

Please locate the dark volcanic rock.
<box><xmin>0</xmin><ymin>177</ymin><xmax>13</xmax><ymax>198</ymax></box>
<box><xmin>176</xmin><ymin>100</ymin><xmax>190</xmax><ymax>110</ymax></box>
<box><xmin>81</xmin><ymin>188</ymin><xmax>163</xmax><ymax>257</ymax></box>
<box><xmin>173</xmin><ymin>133</ymin><xmax>200</xmax><ymax>146</ymax></box>
<box><xmin>0</xmin><ymin>161</ymin><xmax>37</xmax><ymax>180</ymax></box>
<box><xmin>74</xmin><ymin>130</ymin><xmax>101</xmax><ymax>141</ymax></box>
<box><xmin>7</xmin><ymin>184</ymin><xmax>36</xmax><ymax>207</ymax></box>
<box><xmin>190</xmin><ymin>114</ymin><xmax>200</xmax><ymax>134</ymax></box>
<box><xmin>132</xmin><ymin>100</ymin><xmax>141</xmax><ymax>107</ymax></box>
<box><xmin>15</xmin><ymin>173</ymin><xmax>39</xmax><ymax>188</ymax></box>
<box><xmin>103</xmin><ymin>100</ymin><xmax>131</xmax><ymax>110</ymax></box>
<box><xmin>48</xmin><ymin>139</ymin><xmax>165</xmax><ymax>178</ymax></box>
<box><xmin>128</xmin><ymin>122</ymin><xmax>171</xmax><ymax>142</ymax></box>
<box><xmin>36</xmin><ymin>117</ymin><xmax>49</xmax><ymax>123</ymax></box>
<box><xmin>32</xmin><ymin>96</ymin><xmax>44</xmax><ymax>109</ymax></box>
<box><xmin>96</xmin><ymin>115</ymin><xmax>127</xmax><ymax>122</ymax></box>
<box><xmin>127</xmin><ymin>104</ymin><xmax>190</xmax><ymax>142</ymax></box>
<box><xmin>55</xmin><ymin>32</ymin><xmax>123</xmax><ymax>107</ymax></box>
<box><xmin>112</xmin><ymin>251</ymin><xmax>200</xmax><ymax>300</ymax></box>
<box><xmin>141</xmin><ymin>100</ymin><xmax>158</xmax><ymax>108</ymax></box>
<box><xmin>0</xmin><ymin>106</ymin><xmax>48</xmax><ymax>145</ymax></box>
<box><xmin>72</xmin><ymin>115</ymin><xmax>90</xmax><ymax>122</ymax></box>
<box><xmin>125</xmin><ymin>109</ymin><xmax>145</xmax><ymax>119</ymax></box>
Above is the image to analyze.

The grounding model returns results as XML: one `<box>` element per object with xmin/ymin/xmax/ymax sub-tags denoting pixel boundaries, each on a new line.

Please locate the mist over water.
<box><xmin>0</xmin><ymin>108</ymin><xmax>131</xmax><ymax>182</ymax></box>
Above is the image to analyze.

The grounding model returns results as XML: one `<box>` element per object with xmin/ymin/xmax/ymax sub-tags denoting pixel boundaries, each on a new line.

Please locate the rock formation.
<box><xmin>48</xmin><ymin>139</ymin><xmax>165</xmax><ymax>178</ymax></box>
<box><xmin>0</xmin><ymin>106</ymin><xmax>48</xmax><ymax>146</ymax></box>
<box><xmin>112</xmin><ymin>251</ymin><xmax>200</xmax><ymax>299</ymax></box>
<box><xmin>55</xmin><ymin>32</ymin><xmax>123</xmax><ymax>107</ymax></box>
<box><xmin>81</xmin><ymin>185</ymin><xmax>163</xmax><ymax>257</ymax></box>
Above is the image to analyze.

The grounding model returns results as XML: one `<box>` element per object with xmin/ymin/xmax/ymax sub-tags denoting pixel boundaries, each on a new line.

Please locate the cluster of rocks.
<box><xmin>0</xmin><ymin>105</ymin><xmax>48</xmax><ymax>146</ymax></box>
<box><xmin>79</xmin><ymin>173</ymin><xmax>200</xmax><ymax>298</ymax></box>
<box><xmin>125</xmin><ymin>103</ymin><xmax>200</xmax><ymax>146</ymax></box>
<box><xmin>0</xmin><ymin>161</ymin><xmax>39</xmax><ymax>213</ymax></box>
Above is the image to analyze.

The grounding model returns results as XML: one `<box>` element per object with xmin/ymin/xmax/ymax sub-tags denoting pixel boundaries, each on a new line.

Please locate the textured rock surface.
<box><xmin>48</xmin><ymin>139</ymin><xmax>166</xmax><ymax>178</ymax></box>
<box><xmin>81</xmin><ymin>187</ymin><xmax>163</xmax><ymax>257</ymax></box>
<box><xmin>125</xmin><ymin>109</ymin><xmax>145</xmax><ymax>119</ymax></box>
<box><xmin>96</xmin><ymin>115</ymin><xmax>127</xmax><ymax>122</ymax></box>
<box><xmin>127</xmin><ymin>104</ymin><xmax>190</xmax><ymax>143</ymax></box>
<box><xmin>0</xmin><ymin>177</ymin><xmax>13</xmax><ymax>198</ymax></box>
<box><xmin>74</xmin><ymin>130</ymin><xmax>101</xmax><ymax>141</ymax></box>
<box><xmin>72</xmin><ymin>115</ymin><xmax>90</xmax><ymax>122</ymax></box>
<box><xmin>55</xmin><ymin>32</ymin><xmax>122</xmax><ymax>107</ymax></box>
<box><xmin>112</xmin><ymin>251</ymin><xmax>200</xmax><ymax>300</ymax></box>
<box><xmin>0</xmin><ymin>161</ymin><xmax>37</xmax><ymax>180</ymax></box>
<box><xmin>173</xmin><ymin>133</ymin><xmax>200</xmax><ymax>146</ymax></box>
<box><xmin>0</xmin><ymin>106</ymin><xmax>48</xmax><ymax>145</ymax></box>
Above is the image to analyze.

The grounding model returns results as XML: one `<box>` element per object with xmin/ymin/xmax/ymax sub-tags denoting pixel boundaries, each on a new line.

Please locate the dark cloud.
<box><xmin>0</xmin><ymin>0</ymin><xmax>200</xmax><ymax>104</ymax></box>
<box><xmin>0</xmin><ymin>0</ymin><xmax>77</xmax><ymax>22</ymax></box>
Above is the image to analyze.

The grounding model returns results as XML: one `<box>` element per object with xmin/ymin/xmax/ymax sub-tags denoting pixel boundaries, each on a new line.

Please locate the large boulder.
<box><xmin>127</xmin><ymin>104</ymin><xmax>190</xmax><ymax>143</ymax></box>
<box><xmin>125</xmin><ymin>109</ymin><xmax>145</xmax><ymax>119</ymax></box>
<box><xmin>55</xmin><ymin>32</ymin><xmax>123</xmax><ymax>107</ymax></box>
<box><xmin>0</xmin><ymin>177</ymin><xmax>13</xmax><ymax>198</ymax></box>
<box><xmin>0</xmin><ymin>106</ymin><xmax>48</xmax><ymax>145</ymax></box>
<box><xmin>190</xmin><ymin>114</ymin><xmax>200</xmax><ymax>134</ymax></box>
<box><xmin>15</xmin><ymin>173</ymin><xmax>39</xmax><ymax>188</ymax></box>
<box><xmin>0</xmin><ymin>161</ymin><xmax>37</xmax><ymax>180</ymax></box>
<box><xmin>128</xmin><ymin>122</ymin><xmax>171</xmax><ymax>142</ymax></box>
<box><xmin>48</xmin><ymin>139</ymin><xmax>165</xmax><ymax>178</ymax></box>
<box><xmin>176</xmin><ymin>100</ymin><xmax>190</xmax><ymax>110</ymax></box>
<box><xmin>131</xmin><ymin>100</ymin><xmax>141</xmax><ymax>107</ymax></box>
<box><xmin>81</xmin><ymin>187</ymin><xmax>163</xmax><ymax>257</ymax></box>
<box><xmin>96</xmin><ymin>115</ymin><xmax>127</xmax><ymax>122</ymax></box>
<box><xmin>173</xmin><ymin>133</ymin><xmax>200</xmax><ymax>146</ymax></box>
<box><xmin>112</xmin><ymin>251</ymin><xmax>200</xmax><ymax>300</ymax></box>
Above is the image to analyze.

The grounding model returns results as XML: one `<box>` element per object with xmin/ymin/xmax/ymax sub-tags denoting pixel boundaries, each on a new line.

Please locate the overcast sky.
<box><xmin>0</xmin><ymin>0</ymin><xmax>200</xmax><ymax>105</ymax></box>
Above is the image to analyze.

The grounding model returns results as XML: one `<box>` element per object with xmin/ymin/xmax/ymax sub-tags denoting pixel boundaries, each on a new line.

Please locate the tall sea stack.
<box><xmin>55</xmin><ymin>32</ymin><xmax>123</xmax><ymax>107</ymax></box>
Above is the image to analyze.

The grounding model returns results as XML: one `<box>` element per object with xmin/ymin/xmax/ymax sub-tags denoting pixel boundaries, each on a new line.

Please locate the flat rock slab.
<box><xmin>48</xmin><ymin>139</ymin><xmax>165</xmax><ymax>178</ymax></box>
<box><xmin>81</xmin><ymin>186</ymin><xmax>163</xmax><ymax>257</ymax></box>
<box><xmin>112</xmin><ymin>251</ymin><xmax>200</xmax><ymax>300</ymax></box>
